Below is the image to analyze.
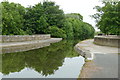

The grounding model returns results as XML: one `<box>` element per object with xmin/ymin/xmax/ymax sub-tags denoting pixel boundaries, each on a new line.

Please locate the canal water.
<box><xmin>1</xmin><ymin>40</ymin><xmax>85</xmax><ymax>78</ymax></box>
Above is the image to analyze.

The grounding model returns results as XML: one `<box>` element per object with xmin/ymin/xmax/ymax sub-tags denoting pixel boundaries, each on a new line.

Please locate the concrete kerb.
<box><xmin>75</xmin><ymin>38</ymin><xmax>119</xmax><ymax>61</ymax></box>
<box><xmin>1</xmin><ymin>38</ymin><xmax>62</xmax><ymax>54</ymax></box>
<box><xmin>74</xmin><ymin>39</ymin><xmax>94</xmax><ymax>61</ymax></box>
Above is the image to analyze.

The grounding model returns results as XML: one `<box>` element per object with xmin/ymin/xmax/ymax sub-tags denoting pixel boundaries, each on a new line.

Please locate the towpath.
<box><xmin>75</xmin><ymin>39</ymin><xmax>119</xmax><ymax>78</ymax></box>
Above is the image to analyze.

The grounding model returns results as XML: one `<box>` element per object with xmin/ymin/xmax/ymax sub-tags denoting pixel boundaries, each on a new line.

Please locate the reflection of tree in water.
<box><xmin>0</xmin><ymin>54</ymin><xmax>2</xmax><ymax>72</ymax></box>
<box><xmin>2</xmin><ymin>40</ymin><xmax>80</xmax><ymax>76</ymax></box>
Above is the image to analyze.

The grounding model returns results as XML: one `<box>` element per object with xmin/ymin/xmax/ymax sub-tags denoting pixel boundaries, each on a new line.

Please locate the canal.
<box><xmin>1</xmin><ymin>40</ymin><xmax>85</xmax><ymax>78</ymax></box>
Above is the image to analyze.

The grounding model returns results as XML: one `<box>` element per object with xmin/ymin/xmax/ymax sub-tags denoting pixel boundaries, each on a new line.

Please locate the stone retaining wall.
<box><xmin>0</xmin><ymin>34</ymin><xmax>50</xmax><ymax>43</ymax></box>
<box><xmin>94</xmin><ymin>36</ymin><xmax>120</xmax><ymax>48</ymax></box>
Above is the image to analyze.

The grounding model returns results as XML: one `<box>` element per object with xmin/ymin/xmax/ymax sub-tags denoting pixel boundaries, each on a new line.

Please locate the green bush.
<box><xmin>48</xmin><ymin>26</ymin><xmax>66</xmax><ymax>38</ymax></box>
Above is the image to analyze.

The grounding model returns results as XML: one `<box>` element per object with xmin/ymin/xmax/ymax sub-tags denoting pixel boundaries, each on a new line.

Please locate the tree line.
<box><xmin>1</xmin><ymin>1</ymin><xmax>95</xmax><ymax>39</ymax></box>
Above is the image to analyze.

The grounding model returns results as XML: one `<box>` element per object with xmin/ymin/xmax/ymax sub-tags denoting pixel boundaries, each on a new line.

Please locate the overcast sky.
<box><xmin>0</xmin><ymin>0</ymin><xmax>104</xmax><ymax>31</ymax></box>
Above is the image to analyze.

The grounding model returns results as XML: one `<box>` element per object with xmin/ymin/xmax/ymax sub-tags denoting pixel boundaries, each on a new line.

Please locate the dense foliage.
<box><xmin>64</xmin><ymin>14</ymin><xmax>95</xmax><ymax>39</ymax></box>
<box><xmin>2</xmin><ymin>2</ymin><xmax>26</xmax><ymax>35</ymax></box>
<box><xmin>1</xmin><ymin>1</ymin><xmax>95</xmax><ymax>39</ymax></box>
<box><xmin>92</xmin><ymin>1</ymin><xmax>120</xmax><ymax>35</ymax></box>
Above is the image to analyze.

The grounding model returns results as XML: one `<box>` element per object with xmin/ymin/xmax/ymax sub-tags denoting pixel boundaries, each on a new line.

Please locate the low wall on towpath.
<box><xmin>94</xmin><ymin>35</ymin><xmax>120</xmax><ymax>48</ymax></box>
<box><xmin>0</xmin><ymin>34</ymin><xmax>62</xmax><ymax>53</ymax></box>
<box><xmin>0</xmin><ymin>34</ymin><xmax>50</xmax><ymax>43</ymax></box>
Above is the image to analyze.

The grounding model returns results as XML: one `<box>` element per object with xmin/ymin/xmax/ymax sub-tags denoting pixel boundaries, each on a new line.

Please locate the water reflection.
<box><xmin>2</xmin><ymin>40</ymin><xmax>84</xmax><ymax>78</ymax></box>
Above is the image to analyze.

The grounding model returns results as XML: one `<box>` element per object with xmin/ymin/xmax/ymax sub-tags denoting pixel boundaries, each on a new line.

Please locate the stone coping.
<box><xmin>94</xmin><ymin>36</ymin><xmax>120</xmax><ymax>47</ymax></box>
<box><xmin>95</xmin><ymin>35</ymin><xmax>120</xmax><ymax>39</ymax></box>
<box><xmin>0</xmin><ymin>34</ymin><xmax>51</xmax><ymax>43</ymax></box>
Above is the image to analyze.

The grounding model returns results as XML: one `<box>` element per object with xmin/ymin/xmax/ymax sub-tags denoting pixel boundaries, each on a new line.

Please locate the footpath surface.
<box><xmin>0</xmin><ymin>38</ymin><xmax>62</xmax><ymax>53</ymax></box>
<box><xmin>75</xmin><ymin>39</ymin><xmax>119</xmax><ymax>78</ymax></box>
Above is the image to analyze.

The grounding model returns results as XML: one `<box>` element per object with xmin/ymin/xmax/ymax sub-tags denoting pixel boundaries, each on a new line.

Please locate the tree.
<box><xmin>92</xmin><ymin>1</ymin><xmax>120</xmax><ymax>35</ymax></box>
<box><xmin>24</xmin><ymin>1</ymin><xmax>66</xmax><ymax>35</ymax></box>
<box><xmin>1</xmin><ymin>1</ymin><xmax>26</xmax><ymax>35</ymax></box>
<box><xmin>64</xmin><ymin>13</ymin><xmax>95</xmax><ymax>39</ymax></box>
<box><xmin>43</xmin><ymin>1</ymin><xmax>65</xmax><ymax>28</ymax></box>
<box><xmin>48</xmin><ymin>26</ymin><xmax>66</xmax><ymax>38</ymax></box>
<box><xmin>65</xmin><ymin>13</ymin><xmax>83</xmax><ymax>21</ymax></box>
<box><xmin>0</xmin><ymin>3</ymin><xmax>2</xmax><ymax>35</ymax></box>
<box><xmin>63</xmin><ymin>18</ymin><xmax>74</xmax><ymax>39</ymax></box>
<box><xmin>24</xmin><ymin>3</ymin><xmax>45</xmax><ymax>34</ymax></box>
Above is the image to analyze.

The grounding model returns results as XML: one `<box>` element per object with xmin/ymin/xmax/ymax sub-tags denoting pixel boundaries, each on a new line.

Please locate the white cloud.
<box><xmin>0</xmin><ymin>0</ymin><xmax>104</xmax><ymax>31</ymax></box>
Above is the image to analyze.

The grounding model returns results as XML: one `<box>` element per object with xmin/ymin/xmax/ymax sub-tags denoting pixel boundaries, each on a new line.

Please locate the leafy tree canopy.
<box><xmin>92</xmin><ymin>0</ymin><xmax>120</xmax><ymax>35</ymax></box>
<box><xmin>1</xmin><ymin>1</ymin><xmax>95</xmax><ymax>40</ymax></box>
